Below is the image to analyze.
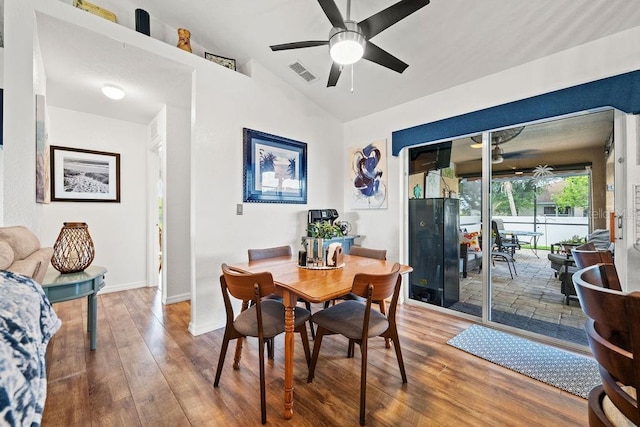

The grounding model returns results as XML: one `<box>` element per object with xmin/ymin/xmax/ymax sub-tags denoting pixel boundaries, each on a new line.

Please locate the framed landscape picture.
<box><xmin>50</xmin><ymin>146</ymin><xmax>121</xmax><ymax>202</ymax></box>
<box><xmin>243</xmin><ymin>128</ymin><xmax>307</xmax><ymax>204</ymax></box>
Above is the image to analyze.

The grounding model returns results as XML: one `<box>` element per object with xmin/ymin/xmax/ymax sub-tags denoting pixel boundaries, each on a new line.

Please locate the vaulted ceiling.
<box><xmin>31</xmin><ymin>1</ymin><xmax>640</xmax><ymax>159</ymax></box>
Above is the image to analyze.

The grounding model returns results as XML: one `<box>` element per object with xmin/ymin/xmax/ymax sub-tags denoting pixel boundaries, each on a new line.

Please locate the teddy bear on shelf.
<box><xmin>177</xmin><ymin>28</ymin><xmax>192</xmax><ymax>53</ymax></box>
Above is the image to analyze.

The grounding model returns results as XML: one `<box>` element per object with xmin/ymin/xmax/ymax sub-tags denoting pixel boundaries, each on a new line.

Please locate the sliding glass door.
<box><xmin>408</xmin><ymin>109</ymin><xmax>615</xmax><ymax>348</ymax></box>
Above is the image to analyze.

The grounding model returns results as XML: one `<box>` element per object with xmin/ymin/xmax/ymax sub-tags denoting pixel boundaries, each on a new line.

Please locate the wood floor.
<box><xmin>43</xmin><ymin>287</ymin><xmax>587</xmax><ymax>426</ymax></box>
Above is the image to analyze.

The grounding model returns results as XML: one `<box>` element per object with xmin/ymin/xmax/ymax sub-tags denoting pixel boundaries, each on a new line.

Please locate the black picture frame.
<box><xmin>243</xmin><ymin>128</ymin><xmax>307</xmax><ymax>204</ymax></box>
<box><xmin>50</xmin><ymin>145</ymin><xmax>121</xmax><ymax>202</ymax></box>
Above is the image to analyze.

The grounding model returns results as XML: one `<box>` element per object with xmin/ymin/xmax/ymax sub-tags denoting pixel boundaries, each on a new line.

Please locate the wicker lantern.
<box><xmin>51</xmin><ymin>222</ymin><xmax>95</xmax><ymax>273</ymax></box>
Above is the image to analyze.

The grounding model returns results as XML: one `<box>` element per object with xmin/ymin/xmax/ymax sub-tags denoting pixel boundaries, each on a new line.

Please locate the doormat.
<box><xmin>447</xmin><ymin>324</ymin><xmax>600</xmax><ymax>398</ymax></box>
<box><xmin>448</xmin><ymin>301</ymin><xmax>588</xmax><ymax>346</ymax></box>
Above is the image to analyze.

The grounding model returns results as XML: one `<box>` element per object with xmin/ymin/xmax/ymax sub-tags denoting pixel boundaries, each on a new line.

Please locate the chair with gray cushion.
<box><xmin>214</xmin><ymin>263</ymin><xmax>311</xmax><ymax>425</ymax></box>
<box><xmin>307</xmin><ymin>263</ymin><xmax>406</xmax><ymax>426</ymax></box>
<box><xmin>248</xmin><ymin>245</ymin><xmax>315</xmax><ymax>342</ymax></box>
<box><xmin>573</xmin><ymin>264</ymin><xmax>639</xmax><ymax>426</ymax></box>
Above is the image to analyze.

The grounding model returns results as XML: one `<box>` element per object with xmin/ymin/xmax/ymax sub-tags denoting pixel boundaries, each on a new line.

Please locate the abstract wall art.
<box><xmin>349</xmin><ymin>140</ymin><xmax>387</xmax><ymax>209</ymax></box>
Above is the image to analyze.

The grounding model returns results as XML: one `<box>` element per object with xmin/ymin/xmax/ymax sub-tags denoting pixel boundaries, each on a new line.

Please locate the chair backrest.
<box><xmin>247</xmin><ymin>245</ymin><xmax>292</xmax><ymax>261</ymax></box>
<box><xmin>491</xmin><ymin>220</ymin><xmax>506</xmax><ymax>249</ymax></box>
<box><xmin>571</xmin><ymin>247</ymin><xmax>613</xmax><ymax>270</ymax></box>
<box><xmin>575</xmin><ymin>262</ymin><xmax>622</xmax><ymax>292</ymax></box>
<box><xmin>221</xmin><ymin>263</ymin><xmax>276</xmax><ymax>301</ymax></box>
<box><xmin>494</xmin><ymin>218</ymin><xmax>506</xmax><ymax>231</ymax></box>
<box><xmin>573</xmin><ymin>264</ymin><xmax>640</xmax><ymax>425</ymax></box>
<box><xmin>574</xmin><ymin>242</ymin><xmax>596</xmax><ymax>251</ymax></box>
<box><xmin>351</xmin><ymin>262</ymin><xmax>401</xmax><ymax>304</ymax></box>
<box><xmin>349</xmin><ymin>246</ymin><xmax>387</xmax><ymax>260</ymax></box>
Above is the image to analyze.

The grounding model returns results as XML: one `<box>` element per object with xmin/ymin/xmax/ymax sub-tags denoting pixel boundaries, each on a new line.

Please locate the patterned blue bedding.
<box><xmin>0</xmin><ymin>270</ymin><xmax>61</xmax><ymax>426</ymax></box>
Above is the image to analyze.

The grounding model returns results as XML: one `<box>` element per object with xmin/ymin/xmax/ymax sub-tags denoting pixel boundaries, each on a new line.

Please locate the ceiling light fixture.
<box><xmin>101</xmin><ymin>84</ymin><xmax>125</xmax><ymax>100</ymax></box>
<box><xmin>329</xmin><ymin>22</ymin><xmax>365</xmax><ymax>65</ymax></box>
<box><xmin>491</xmin><ymin>146</ymin><xmax>504</xmax><ymax>164</ymax></box>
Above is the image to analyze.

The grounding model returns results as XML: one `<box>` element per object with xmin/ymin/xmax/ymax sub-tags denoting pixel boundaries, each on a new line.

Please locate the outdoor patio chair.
<box><xmin>573</xmin><ymin>264</ymin><xmax>638</xmax><ymax>426</ymax></box>
<box><xmin>492</xmin><ymin>220</ymin><xmax>519</xmax><ymax>257</ymax></box>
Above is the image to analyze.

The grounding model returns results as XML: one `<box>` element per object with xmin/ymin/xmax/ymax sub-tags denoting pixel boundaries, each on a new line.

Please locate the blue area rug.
<box><xmin>447</xmin><ymin>324</ymin><xmax>601</xmax><ymax>398</ymax></box>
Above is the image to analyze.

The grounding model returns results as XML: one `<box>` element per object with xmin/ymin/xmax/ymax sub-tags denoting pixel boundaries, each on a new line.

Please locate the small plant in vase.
<box><xmin>307</xmin><ymin>221</ymin><xmax>343</xmax><ymax>239</ymax></box>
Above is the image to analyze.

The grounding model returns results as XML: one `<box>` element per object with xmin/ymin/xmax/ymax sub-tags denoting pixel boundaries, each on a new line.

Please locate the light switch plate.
<box><xmin>236</xmin><ymin>204</ymin><xmax>243</xmax><ymax>215</ymax></box>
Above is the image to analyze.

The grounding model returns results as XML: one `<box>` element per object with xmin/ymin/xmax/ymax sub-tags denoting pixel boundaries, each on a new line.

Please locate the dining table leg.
<box><xmin>283</xmin><ymin>289</ymin><xmax>295</xmax><ymax>419</ymax></box>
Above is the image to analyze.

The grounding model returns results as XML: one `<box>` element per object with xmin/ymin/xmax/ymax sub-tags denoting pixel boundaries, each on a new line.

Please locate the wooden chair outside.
<box><xmin>214</xmin><ymin>264</ymin><xmax>311</xmax><ymax>425</ymax></box>
<box><xmin>307</xmin><ymin>263</ymin><xmax>406</xmax><ymax>426</ymax></box>
<box><xmin>573</xmin><ymin>264</ymin><xmax>639</xmax><ymax>426</ymax></box>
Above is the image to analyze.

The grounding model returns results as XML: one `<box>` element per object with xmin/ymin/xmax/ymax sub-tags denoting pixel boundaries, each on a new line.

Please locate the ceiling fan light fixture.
<box><xmin>329</xmin><ymin>22</ymin><xmax>365</xmax><ymax>65</ymax></box>
<box><xmin>470</xmin><ymin>142</ymin><xmax>483</xmax><ymax>149</ymax></box>
<box><xmin>101</xmin><ymin>84</ymin><xmax>125</xmax><ymax>100</ymax></box>
<box><xmin>491</xmin><ymin>146</ymin><xmax>504</xmax><ymax>164</ymax></box>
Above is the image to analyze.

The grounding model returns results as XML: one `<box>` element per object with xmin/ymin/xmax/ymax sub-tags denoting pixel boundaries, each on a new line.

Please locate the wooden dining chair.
<box><xmin>573</xmin><ymin>264</ymin><xmax>640</xmax><ymax>426</ymax></box>
<box><xmin>572</xmin><ymin>246</ymin><xmax>614</xmax><ymax>269</ymax></box>
<box><xmin>248</xmin><ymin>245</ymin><xmax>316</xmax><ymax>341</ymax></box>
<box><xmin>214</xmin><ymin>264</ymin><xmax>311</xmax><ymax>425</ymax></box>
<box><xmin>307</xmin><ymin>263</ymin><xmax>406</xmax><ymax>426</ymax></box>
<box><xmin>342</xmin><ymin>246</ymin><xmax>392</xmax><ymax>349</ymax></box>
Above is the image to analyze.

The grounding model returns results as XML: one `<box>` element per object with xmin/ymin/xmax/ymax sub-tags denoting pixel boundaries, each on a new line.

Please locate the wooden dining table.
<box><xmin>229</xmin><ymin>254</ymin><xmax>412</xmax><ymax>420</ymax></box>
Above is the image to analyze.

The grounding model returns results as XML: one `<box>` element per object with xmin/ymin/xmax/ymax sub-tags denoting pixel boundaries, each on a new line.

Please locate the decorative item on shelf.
<box><xmin>204</xmin><ymin>52</ymin><xmax>237</xmax><ymax>71</ymax></box>
<box><xmin>135</xmin><ymin>9</ymin><xmax>150</xmax><ymax>36</ymax></box>
<box><xmin>335</xmin><ymin>220</ymin><xmax>351</xmax><ymax>236</ymax></box>
<box><xmin>51</xmin><ymin>222</ymin><xmax>95</xmax><ymax>274</ymax></box>
<box><xmin>177</xmin><ymin>28</ymin><xmax>192</xmax><ymax>53</ymax></box>
<box><xmin>73</xmin><ymin>0</ymin><xmax>117</xmax><ymax>23</ymax></box>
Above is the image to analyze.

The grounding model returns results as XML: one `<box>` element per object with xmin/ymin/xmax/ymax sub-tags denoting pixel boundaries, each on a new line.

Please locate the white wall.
<box><xmin>343</xmin><ymin>25</ymin><xmax>640</xmax><ymax>287</ymax></box>
<box><xmin>42</xmin><ymin>107</ymin><xmax>148</xmax><ymax>291</ymax></box>
<box><xmin>189</xmin><ymin>59</ymin><xmax>343</xmax><ymax>334</ymax></box>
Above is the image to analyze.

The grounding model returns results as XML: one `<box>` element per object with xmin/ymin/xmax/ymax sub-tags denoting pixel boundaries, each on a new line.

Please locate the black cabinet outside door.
<box><xmin>408</xmin><ymin>198</ymin><xmax>460</xmax><ymax>307</ymax></box>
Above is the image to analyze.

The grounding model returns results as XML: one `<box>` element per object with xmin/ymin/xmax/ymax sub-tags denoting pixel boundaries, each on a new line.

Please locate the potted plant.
<box><xmin>305</xmin><ymin>221</ymin><xmax>343</xmax><ymax>265</ymax></box>
<box><xmin>307</xmin><ymin>221</ymin><xmax>343</xmax><ymax>239</ymax></box>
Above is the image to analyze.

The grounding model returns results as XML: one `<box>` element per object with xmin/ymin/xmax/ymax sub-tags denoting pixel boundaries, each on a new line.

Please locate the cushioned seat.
<box><xmin>307</xmin><ymin>263</ymin><xmax>406</xmax><ymax>426</ymax></box>
<box><xmin>214</xmin><ymin>264</ymin><xmax>311</xmax><ymax>425</ymax></box>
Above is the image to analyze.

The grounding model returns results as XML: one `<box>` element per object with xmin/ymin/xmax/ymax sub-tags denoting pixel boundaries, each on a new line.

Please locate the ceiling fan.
<box><xmin>470</xmin><ymin>127</ymin><xmax>537</xmax><ymax>164</ymax></box>
<box><xmin>269</xmin><ymin>0</ymin><xmax>430</xmax><ymax>87</ymax></box>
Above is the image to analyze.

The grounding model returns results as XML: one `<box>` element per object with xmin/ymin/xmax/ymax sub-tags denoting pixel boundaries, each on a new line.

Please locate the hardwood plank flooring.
<box><xmin>43</xmin><ymin>287</ymin><xmax>587</xmax><ymax>426</ymax></box>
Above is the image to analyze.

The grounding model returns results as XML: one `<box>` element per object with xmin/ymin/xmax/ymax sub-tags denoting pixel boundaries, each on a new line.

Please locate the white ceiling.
<box><xmin>30</xmin><ymin>1</ymin><xmax>638</xmax><ymax>158</ymax></box>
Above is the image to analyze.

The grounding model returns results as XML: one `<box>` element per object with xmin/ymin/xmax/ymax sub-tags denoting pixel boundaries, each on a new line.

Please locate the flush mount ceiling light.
<box><xmin>101</xmin><ymin>84</ymin><xmax>125</xmax><ymax>100</ymax></box>
<box><xmin>329</xmin><ymin>22</ymin><xmax>365</xmax><ymax>65</ymax></box>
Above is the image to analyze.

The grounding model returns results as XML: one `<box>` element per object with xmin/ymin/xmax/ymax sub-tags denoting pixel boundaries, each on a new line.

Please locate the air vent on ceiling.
<box><xmin>288</xmin><ymin>60</ymin><xmax>318</xmax><ymax>84</ymax></box>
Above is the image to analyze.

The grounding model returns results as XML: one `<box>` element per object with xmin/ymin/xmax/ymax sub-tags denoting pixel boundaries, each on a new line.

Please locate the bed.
<box><xmin>0</xmin><ymin>270</ymin><xmax>61</xmax><ymax>426</ymax></box>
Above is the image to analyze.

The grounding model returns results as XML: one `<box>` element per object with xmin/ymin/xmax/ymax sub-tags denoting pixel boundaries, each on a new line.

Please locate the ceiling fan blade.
<box><xmin>362</xmin><ymin>42</ymin><xmax>408</xmax><ymax>73</ymax></box>
<box><xmin>327</xmin><ymin>62</ymin><xmax>342</xmax><ymax>87</ymax></box>
<box><xmin>270</xmin><ymin>40</ymin><xmax>328</xmax><ymax>51</ymax></box>
<box><xmin>359</xmin><ymin>0</ymin><xmax>430</xmax><ymax>39</ymax></box>
<box><xmin>318</xmin><ymin>0</ymin><xmax>346</xmax><ymax>29</ymax></box>
<box><xmin>502</xmin><ymin>149</ymin><xmax>539</xmax><ymax>159</ymax></box>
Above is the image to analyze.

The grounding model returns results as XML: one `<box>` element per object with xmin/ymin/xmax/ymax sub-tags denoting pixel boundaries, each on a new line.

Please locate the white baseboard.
<box><xmin>98</xmin><ymin>281</ymin><xmax>147</xmax><ymax>294</ymax></box>
<box><xmin>189</xmin><ymin>319</ymin><xmax>225</xmax><ymax>336</ymax></box>
<box><xmin>165</xmin><ymin>292</ymin><xmax>190</xmax><ymax>304</ymax></box>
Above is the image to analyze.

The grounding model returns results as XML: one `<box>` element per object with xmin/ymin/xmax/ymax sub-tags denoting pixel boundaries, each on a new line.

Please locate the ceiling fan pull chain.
<box><xmin>351</xmin><ymin>64</ymin><xmax>355</xmax><ymax>93</ymax></box>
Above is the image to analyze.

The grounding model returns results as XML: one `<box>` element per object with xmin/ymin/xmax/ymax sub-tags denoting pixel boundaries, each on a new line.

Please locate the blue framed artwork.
<box><xmin>243</xmin><ymin>128</ymin><xmax>307</xmax><ymax>204</ymax></box>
